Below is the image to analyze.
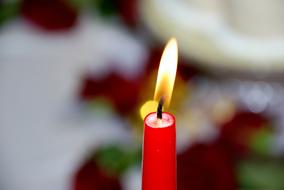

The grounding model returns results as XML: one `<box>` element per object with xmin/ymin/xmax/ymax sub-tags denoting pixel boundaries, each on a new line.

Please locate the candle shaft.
<box><xmin>142</xmin><ymin>112</ymin><xmax>176</xmax><ymax>190</ymax></box>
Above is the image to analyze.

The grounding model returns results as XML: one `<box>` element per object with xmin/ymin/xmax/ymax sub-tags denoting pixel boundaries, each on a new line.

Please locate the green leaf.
<box><xmin>95</xmin><ymin>145</ymin><xmax>142</xmax><ymax>176</ymax></box>
<box><xmin>249</xmin><ymin>128</ymin><xmax>273</xmax><ymax>156</ymax></box>
<box><xmin>92</xmin><ymin>0</ymin><xmax>119</xmax><ymax>17</ymax></box>
<box><xmin>0</xmin><ymin>1</ymin><xmax>20</xmax><ymax>25</ymax></box>
<box><xmin>238</xmin><ymin>159</ymin><xmax>284</xmax><ymax>189</ymax></box>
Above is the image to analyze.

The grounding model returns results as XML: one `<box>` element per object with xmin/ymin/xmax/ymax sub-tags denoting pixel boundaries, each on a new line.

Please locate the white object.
<box><xmin>0</xmin><ymin>15</ymin><xmax>146</xmax><ymax>190</ymax></box>
<box><xmin>140</xmin><ymin>0</ymin><xmax>284</xmax><ymax>72</ymax></box>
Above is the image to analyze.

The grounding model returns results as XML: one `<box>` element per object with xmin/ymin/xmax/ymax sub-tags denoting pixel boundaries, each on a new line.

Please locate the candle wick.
<box><xmin>157</xmin><ymin>97</ymin><xmax>164</xmax><ymax>119</ymax></box>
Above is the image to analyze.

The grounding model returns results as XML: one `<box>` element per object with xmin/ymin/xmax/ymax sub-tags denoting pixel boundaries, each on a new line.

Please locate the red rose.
<box><xmin>117</xmin><ymin>0</ymin><xmax>138</xmax><ymax>27</ymax></box>
<box><xmin>177</xmin><ymin>143</ymin><xmax>236</xmax><ymax>190</ymax></box>
<box><xmin>217</xmin><ymin>111</ymin><xmax>270</xmax><ymax>159</ymax></box>
<box><xmin>74</xmin><ymin>160</ymin><xmax>122</xmax><ymax>190</ymax></box>
<box><xmin>79</xmin><ymin>72</ymin><xmax>142</xmax><ymax>115</ymax></box>
<box><xmin>145</xmin><ymin>47</ymin><xmax>199</xmax><ymax>82</ymax></box>
<box><xmin>21</xmin><ymin>0</ymin><xmax>78</xmax><ymax>31</ymax></box>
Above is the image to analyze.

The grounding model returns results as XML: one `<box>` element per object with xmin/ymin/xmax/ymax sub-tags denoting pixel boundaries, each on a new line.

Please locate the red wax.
<box><xmin>142</xmin><ymin>112</ymin><xmax>176</xmax><ymax>190</ymax></box>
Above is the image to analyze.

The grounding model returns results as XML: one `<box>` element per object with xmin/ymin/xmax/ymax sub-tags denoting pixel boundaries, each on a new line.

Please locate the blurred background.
<box><xmin>1</xmin><ymin>0</ymin><xmax>284</xmax><ymax>190</ymax></box>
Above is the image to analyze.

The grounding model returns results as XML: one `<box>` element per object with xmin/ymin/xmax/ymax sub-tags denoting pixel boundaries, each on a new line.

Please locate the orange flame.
<box><xmin>154</xmin><ymin>38</ymin><xmax>178</xmax><ymax>108</ymax></box>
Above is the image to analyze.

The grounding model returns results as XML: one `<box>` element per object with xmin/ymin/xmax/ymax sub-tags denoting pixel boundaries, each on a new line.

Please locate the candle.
<box><xmin>142</xmin><ymin>38</ymin><xmax>178</xmax><ymax>190</ymax></box>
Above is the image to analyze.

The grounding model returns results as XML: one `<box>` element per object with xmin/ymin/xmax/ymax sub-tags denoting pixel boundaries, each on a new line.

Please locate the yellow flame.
<box><xmin>154</xmin><ymin>38</ymin><xmax>178</xmax><ymax>108</ymax></box>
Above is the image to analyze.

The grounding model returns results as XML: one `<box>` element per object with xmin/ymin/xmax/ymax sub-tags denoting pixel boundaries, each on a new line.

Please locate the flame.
<box><xmin>154</xmin><ymin>38</ymin><xmax>178</xmax><ymax>108</ymax></box>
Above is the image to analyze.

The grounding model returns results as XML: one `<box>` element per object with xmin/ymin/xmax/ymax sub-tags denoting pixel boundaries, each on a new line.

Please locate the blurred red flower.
<box><xmin>74</xmin><ymin>160</ymin><xmax>122</xmax><ymax>190</ymax></box>
<box><xmin>177</xmin><ymin>143</ymin><xmax>236</xmax><ymax>190</ymax></box>
<box><xmin>217</xmin><ymin>111</ymin><xmax>270</xmax><ymax>159</ymax></box>
<box><xmin>79</xmin><ymin>72</ymin><xmax>142</xmax><ymax>115</ymax></box>
<box><xmin>145</xmin><ymin>47</ymin><xmax>199</xmax><ymax>82</ymax></box>
<box><xmin>117</xmin><ymin>0</ymin><xmax>138</xmax><ymax>27</ymax></box>
<box><xmin>21</xmin><ymin>0</ymin><xmax>78</xmax><ymax>31</ymax></box>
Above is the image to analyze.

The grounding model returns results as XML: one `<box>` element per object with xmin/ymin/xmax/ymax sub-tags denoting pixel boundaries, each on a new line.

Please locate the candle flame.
<box><xmin>154</xmin><ymin>38</ymin><xmax>178</xmax><ymax>108</ymax></box>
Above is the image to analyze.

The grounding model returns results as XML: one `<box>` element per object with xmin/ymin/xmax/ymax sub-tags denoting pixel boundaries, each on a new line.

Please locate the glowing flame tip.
<box><xmin>154</xmin><ymin>38</ymin><xmax>178</xmax><ymax>108</ymax></box>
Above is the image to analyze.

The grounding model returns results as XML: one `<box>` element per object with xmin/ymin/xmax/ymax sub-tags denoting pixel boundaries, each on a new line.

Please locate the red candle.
<box><xmin>141</xmin><ymin>38</ymin><xmax>178</xmax><ymax>190</ymax></box>
<box><xmin>142</xmin><ymin>112</ymin><xmax>176</xmax><ymax>190</ymax></box>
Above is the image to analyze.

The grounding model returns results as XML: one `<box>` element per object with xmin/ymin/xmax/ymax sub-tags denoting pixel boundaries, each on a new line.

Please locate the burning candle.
<box><xmin>142</xmin><ymin>38</ymin><xmax>178</xmax><ymax>190</ymax></box>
